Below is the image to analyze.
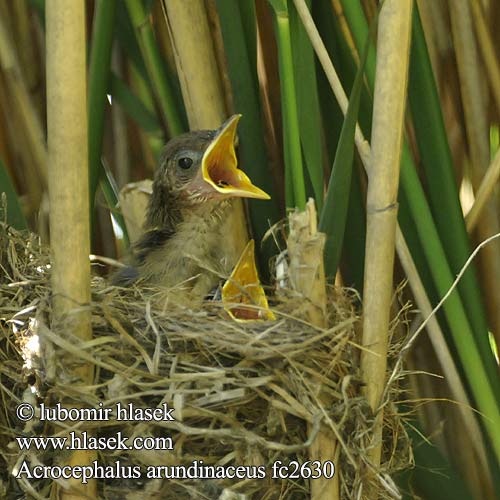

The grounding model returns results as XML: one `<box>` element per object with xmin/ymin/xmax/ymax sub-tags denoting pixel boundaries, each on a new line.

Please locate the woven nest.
<box><xmin>0</xmin><ymin>221</ymin><xmax>413</xmax><ymax>499</ymax></box>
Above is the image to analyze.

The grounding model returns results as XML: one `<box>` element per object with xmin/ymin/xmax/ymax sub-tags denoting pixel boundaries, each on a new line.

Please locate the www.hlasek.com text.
<box><xmin>16</xmin><ymin>431</ymin><xmax>173</xmax><ymax>452</ymax></box>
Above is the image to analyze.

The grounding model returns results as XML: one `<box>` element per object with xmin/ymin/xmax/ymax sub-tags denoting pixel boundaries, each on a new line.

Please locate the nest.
<box><xmin>0</xmin><ymin>221</ymin><xmax>413</xmax><ymax>499</ymax></box>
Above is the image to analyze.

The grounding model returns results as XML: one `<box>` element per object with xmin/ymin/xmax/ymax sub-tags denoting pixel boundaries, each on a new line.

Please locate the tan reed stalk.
<box><xmin>469</xmin><ymin>0</ymin><xmax>500</xmax><ymax>119</ymax></box>
<box><xmin>288</xmin><ymin>199</ymin><xmax>338</xmax><ymax>500</ymax></box>
<box><xmin>449</xmin><ymin>0</ymin><xmax>500</xmax><ymax>345</ymax></box>
<box><xmin>161</xmin><ymin>0</ymin><xmax>248</xmax><ymax>259</ymax></box>
<box><xmin>46</xmin><ymin>1</ymin><xmax>95</xmax><ymax>498</ymax></box>
<box><xmin>360</xmin><ymin>0</ymin><xmax>413</xmax><ymax>476</ymax></box>
<box><xmin>161</xmin><ymin>0</ymin><xmax>227</xmax><ymax>130</ymax></box>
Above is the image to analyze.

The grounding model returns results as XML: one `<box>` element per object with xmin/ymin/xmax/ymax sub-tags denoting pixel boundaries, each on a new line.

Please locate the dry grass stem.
<box><xmin>361</xmin><ymin>0</ymin><xmax>413</xmax><ymax>477</ymax></box>
<box><xmin>288</xmin><ymin>200</ymin><xmax>337</xmax><ymax>499</ymax></box>
<box><xmin>46</xmin><ymin>1</ymin><xmax>95</xmax><ymax>497</ymax></box>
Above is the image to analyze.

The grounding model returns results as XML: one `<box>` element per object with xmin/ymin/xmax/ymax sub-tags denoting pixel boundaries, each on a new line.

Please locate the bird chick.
<box><xmin>114</xmin><ymin>115</ymin><xmax>269</xmax><ymax>301</ymax></box>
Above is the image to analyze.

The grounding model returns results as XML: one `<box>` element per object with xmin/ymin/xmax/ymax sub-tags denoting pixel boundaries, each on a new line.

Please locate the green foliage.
<box><xmin>125</xmin><ymin>0</ymin><xmax>185</xmax><ymax>137</ymax></box>
<box><xmin>100</xmin><ymin>164</ymin><xmax>130</xmax><ymax>248</ymax></box>
<box><xmin>268</xmin><ymin>0</ymin><xmax>288</xmax><ymax>16</ymax></box>
<box><xmin>408</xmin><ymin>9</ymin><xmax>494</xmax><ymax>383</ymax></box>
<box><xmin>216</xmin><ymin>0</ymin><xmax>281</xmax><ymax>278</ymax></box>
<box><xmin>109</xmin><ymin>74</ymin><xmax>162</xmax><ymax>134</ymax></box>
<box><xmin>88</xmin><ymin>0</ymin><xmax>117</xmax><ymax>215</ymax></box>
<box><xmin>268</xmin><ymin>1</ymin><xmax>306</xmax><ymax>209</ymax></box>
<box><xmin>319</xmin><ymin>28</ymin><xmax>368</xmax><ymax>277</ymax></box>
<box><xmin>289</xmin><ymin>0</ymin><xmax>323</xmax><ymax>209</ymax></box>
<box><xmin>0</xmin><ymin>160</ymin><xmax>27</xmax><ymax>230</ymax></box>
<box><xmin>397</xmin><ymin>424</ymin><xmax>474</xmax><ymax>500</ymax></box>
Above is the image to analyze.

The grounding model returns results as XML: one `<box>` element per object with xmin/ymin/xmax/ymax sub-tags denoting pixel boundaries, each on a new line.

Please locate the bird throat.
<box><xmin>145</xmin><ymin>183</ymin><xmax>229</xmax><ymax>236</ymax></box>
<box><xmin>136</xmin><ymin>194</ymin><xmax>234</xmax><ymax>295</ymax></box>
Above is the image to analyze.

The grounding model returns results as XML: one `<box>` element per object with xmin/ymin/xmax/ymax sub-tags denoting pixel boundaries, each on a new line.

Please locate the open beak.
<box><xmin>222</xmin><ymin>239</ymin><xmax>276</xmax><ymax>322</ymax></box>
<box><xmin>200</xmin><ymin>115</ymin><xmax>270</xmax><ymax>200</ymax></box>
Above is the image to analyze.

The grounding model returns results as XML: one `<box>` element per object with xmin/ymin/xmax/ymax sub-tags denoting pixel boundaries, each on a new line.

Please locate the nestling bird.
<box><xmin>114</xmin><ymin>115</ymin><xmax>269</xmax><ymax>300</ymax></box>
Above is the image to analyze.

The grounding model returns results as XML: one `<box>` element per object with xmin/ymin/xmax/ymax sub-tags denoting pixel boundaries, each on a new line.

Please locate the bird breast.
<box><xmin>138</xmin><ymin>202</ymin><xmax>234</xmax><ymax>295</ymax></box>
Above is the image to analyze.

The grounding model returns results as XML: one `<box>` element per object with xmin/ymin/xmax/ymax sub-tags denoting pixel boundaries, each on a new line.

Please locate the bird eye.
<box><xmin>177</xmin><ymin>157</ymin><xmax>193</xmax><ymax>170</ymax></box>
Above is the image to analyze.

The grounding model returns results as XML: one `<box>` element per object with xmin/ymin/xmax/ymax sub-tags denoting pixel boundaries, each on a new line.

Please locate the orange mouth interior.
<box><xmin>222</xmin><ymin>239</ymin><xmax>276</xmax><ymax>322</ymax></box>
<box><xmin>202</xmin><ymin>115</ymin><xmax>270</xmax><ymax>200</ymax></box>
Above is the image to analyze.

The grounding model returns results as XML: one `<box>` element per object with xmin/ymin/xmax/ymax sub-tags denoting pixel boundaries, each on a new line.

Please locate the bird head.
<box><xmin>154</xmin><ymin>115</ymin><xmax>269</xmax><ymax>207</ymax></box>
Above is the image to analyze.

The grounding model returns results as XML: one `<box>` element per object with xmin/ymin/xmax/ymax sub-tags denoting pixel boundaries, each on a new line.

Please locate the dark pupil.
<box><xmin>178</xmin><ymin>157</ymin><xmax>193</xmax><ymax>170</ymax></box>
